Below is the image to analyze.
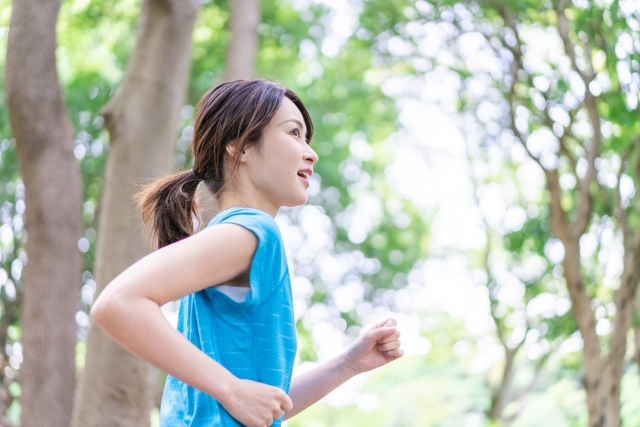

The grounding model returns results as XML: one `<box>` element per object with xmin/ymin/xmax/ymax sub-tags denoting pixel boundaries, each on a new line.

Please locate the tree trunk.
<box><xmin>542</xmin><ymin>169</ymin><xmax>606</xmax><ymax>426</ymax></box>
<box><xmin>5</xmin><ymin>0</ymin><xmax>83</xmax><ymax>426</ymax></box>
<box><xmin>198</xmin><ymin>0</ymin><xmax>261</xmax><ymax>227</ymax></box>
<box><xmin>223</xmin><ymin>0</ymin><xmax>260</xmax><ymax>81</ymax></box>
<box><xmin>71</xmin><ymin>1</ymin><xmax>200</xmax><ymax>425</ymax></box>
<box><xmin>635</xmin><ymin>324</ymin><xmax>640</xmax><ymax>373</ymax></box>
<box><xmin>488</xmin><ymin>347</ymin><xmax>518</xmax><ymax>421</ymax></box>
<box><xmin>605</xmin><ymin>253</ymin><xmax>640</xmax><ymax>426</ymax></box>
<box><xmin>561</xmin><ymin>238</ymin><xmax>606</xmax><ymax>427</ymax></box>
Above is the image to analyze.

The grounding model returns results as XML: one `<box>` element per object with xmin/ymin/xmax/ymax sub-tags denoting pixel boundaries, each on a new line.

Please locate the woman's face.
<box><xmin>240</xmin><ymin>97</ymin><xmax>318</xmax><ymax>210</ymax></box>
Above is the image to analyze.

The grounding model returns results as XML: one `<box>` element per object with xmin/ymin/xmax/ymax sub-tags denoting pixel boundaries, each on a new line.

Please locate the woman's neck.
<box><xmin>218</xmin><ymin>191</ymin><xmax>279</xmax><ymax>217</ymax></box>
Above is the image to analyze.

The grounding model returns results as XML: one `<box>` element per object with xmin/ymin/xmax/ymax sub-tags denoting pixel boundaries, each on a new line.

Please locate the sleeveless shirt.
<box><xmin>159</xmin><ymin>207</ymin><xmax>297</xmax><ymax>427</ymax></box>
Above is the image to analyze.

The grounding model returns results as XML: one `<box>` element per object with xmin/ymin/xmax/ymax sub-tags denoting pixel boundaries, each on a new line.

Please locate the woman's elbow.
<box><xmin>90</xmin><ymin>294</ymin><xmax>110</xmax><ymax>325</ymax></box>
<box><xmin>90</xmin><ymin>287</ymin><xmax>122</xmax><ymax>326</ymax></box>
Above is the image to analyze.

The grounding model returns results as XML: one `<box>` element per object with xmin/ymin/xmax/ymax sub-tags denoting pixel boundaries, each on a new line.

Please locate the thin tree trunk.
<box><xmin>223</xmin><ymin>0</ymin><xmax>260</xmax><ymax>81</ymax></box>
<box><xmin>495</xmin><ymin>4</ymin><xmax>638</xmax><ymax>426</ymax></box>
<box><xmin>604</xmin><ymin>251</ymin><xmax>640</xmax><ymax>425</ymax></box>
<box><xmin>635</xmin><ymin>324</ymin><xmax>640</xmax><ymax>372</ymax></box>
<box><xmin>198</xmin><ymin>0</ymin><xmax>261</xmax><ymax>227</ymax></box>
<box><xmin>488</xmin><ymin>347</ymin><xmax>518</xmax><ymax>421</ymax></box>
<box><xmin>504</xmin><ymin>352</ymin><xmax>552</xmax><ymax>425</ymax></box>
<box><xmin>5</xmin><ymin>0</ymin><xmax>83</xmax><ymax>426</ymax></box>
<box><xmin>555</xmin><ymin>10</ymin><xmax>610</xmax><ymax>424</ymax></box>
<box><xmin>71</xmin><ymin>1</ymin><xmax>200</xmax><ymax>425</ymax></box>
<box><xmin>503</xmin><ymin>7</ymin><xmax>618</xmax><ymax>424</ymax></box>
<box><xmin>543</xmin><ymin>170</ymin><xmax>605</xmax><ymax>426</ymax></box>
<box><xmin>561</xmin><ymin>239</ymin><xmax>606</xmax><ymax>427</ymax></box>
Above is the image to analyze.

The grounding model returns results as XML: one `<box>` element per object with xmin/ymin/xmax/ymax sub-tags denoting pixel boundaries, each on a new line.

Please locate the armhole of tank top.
<box><xmin>214</xmin><ymin>285</ymin><xmax>251</xmax><ymax>302</ymax></box>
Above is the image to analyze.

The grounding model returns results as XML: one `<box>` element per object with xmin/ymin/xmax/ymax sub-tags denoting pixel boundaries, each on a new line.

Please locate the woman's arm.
<box><xmin>285</xmin><ymin>318</ymin><xmax>403</xmax><ymax>419</ymax></box>
<box><xmin>91</xmin><ymin>223</ymin><xmax>292</xmax><ymax>427</ymax></box>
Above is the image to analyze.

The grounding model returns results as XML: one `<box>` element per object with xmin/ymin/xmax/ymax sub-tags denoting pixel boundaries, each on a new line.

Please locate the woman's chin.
<box><xmin>282</xmin><ymin>193</ymin><xmax>308</xmax><ymax>208</ymax></box>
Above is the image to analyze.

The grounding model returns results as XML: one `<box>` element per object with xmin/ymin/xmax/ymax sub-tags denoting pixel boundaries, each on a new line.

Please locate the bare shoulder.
<box><xmin>192</xmin><ymin>222</ymin><xmax>258</xmax><ymax>254</ymax></box>
<box><xmin>97</xmin><ymin>223</ymin><xmax>258</xmax><ymax>307</ymax></box>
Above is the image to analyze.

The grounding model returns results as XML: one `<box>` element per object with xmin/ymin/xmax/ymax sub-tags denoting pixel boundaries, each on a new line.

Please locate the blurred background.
<box><xmin>1</xmin><ymin>0</ymin><xmax>640</xmax><ymax>426</ymax></box>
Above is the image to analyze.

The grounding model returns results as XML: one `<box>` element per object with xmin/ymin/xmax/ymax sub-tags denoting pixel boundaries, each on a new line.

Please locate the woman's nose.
<box><xmin>305</xmin><ymin>147</ymin><xmax>318</xmax><ymax>165</ymax></box>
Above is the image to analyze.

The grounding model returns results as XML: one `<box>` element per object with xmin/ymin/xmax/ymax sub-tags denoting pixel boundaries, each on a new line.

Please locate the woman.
<box><xmin>91</xmin><ymin>79</ymin><xmax>404</xmax><ymax>427</ymax></box>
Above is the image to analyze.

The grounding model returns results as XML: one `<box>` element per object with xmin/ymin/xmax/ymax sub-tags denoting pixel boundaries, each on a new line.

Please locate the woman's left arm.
<box><xmin>285</xmin><ymin>318</ymin><xmax>404</xmax><ymax>420</ymax></box>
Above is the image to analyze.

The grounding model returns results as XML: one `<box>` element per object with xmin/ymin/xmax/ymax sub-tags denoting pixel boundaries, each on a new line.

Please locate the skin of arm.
<box><xmin>285</xmin><ymin>318</ymin><xmax>403</xmax><ymax>420</ymax></box>
<box><xmin>91</xmin><ymin>223</ymin><xmax>293</xmax><ymax>427</ymax></box>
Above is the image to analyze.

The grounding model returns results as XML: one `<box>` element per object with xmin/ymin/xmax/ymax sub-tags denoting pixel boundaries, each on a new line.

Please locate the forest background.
<box><xmin>1</xmin><ymin>0</ymin><xmax>640</xmax><ymax>426</ymax></box>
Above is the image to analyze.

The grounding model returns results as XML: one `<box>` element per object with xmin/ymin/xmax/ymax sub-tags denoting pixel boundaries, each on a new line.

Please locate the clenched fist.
<box><xmin>343</xmin><ymin>318</ymin><xmax>404</xmax><ymax>376</ymax></box>
<box><xmin>222</xmin><ymin>378</ymin><xmax>293</xmax><ymax>427</ymax></box>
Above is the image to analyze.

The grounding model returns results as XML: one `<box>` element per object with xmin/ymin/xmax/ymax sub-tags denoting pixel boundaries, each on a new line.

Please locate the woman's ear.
<box><xmin>225</xmin><ymin>141</ymin><xmax>246</xmax><ymax>160</ymax></box>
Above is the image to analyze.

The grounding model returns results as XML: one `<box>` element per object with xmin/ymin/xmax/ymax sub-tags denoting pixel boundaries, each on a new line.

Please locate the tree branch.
<box><xmin>504</xmin><ymin>350</ymin><xmax>552</xmax><ymax>424</ymax></box>
<box><xmin>555</xmin><ymin>4</ymin><xmax>601</xmax><ymax>238</ymax></box>
<box><xmin>540</xmin><ymin>95</ymin><xmax>579</xmax><ymax>176</ymax></box>
<box><xmin>488</xmin><ymin>347</ymin><xmax>519</xmax><ymax>421</ymax></box>
<box><xmin>614</xmin><ymin>146</ymin><xmax>634</xmax><ymax>246</ymax></box>
<box><xmin>485</xmin><ymin>238</ymin><xmax>508</xmax><ymax>348</ymax></box>
<box><xmin>544</xmin><ymin>169</ymin><xmax>572</xmax><ymax>242</ymax></box>
<box><xmin>556</xmin><ymin>5</ymin><xmax>595</xmax><ymax>85</ymax></box>
<box><xmin>466</xmin><ymin>145</ymin><xmax>508</xmax><ymax>347</ymax></box>
<box><xmin>496</xmin><ymin>12</ymin><xmax>541</xmax><ymax>164</ymax></box>
<box><xmin>632</xmin><ymin>138</ymin><xmax>640</xmax><ymax>251</ymax></box>
<box><xmin>558</xmin><ymin>135</ymin><xmax>579</xmax><ymax>177</ymax></box>
<box><xmin>497</xmin><ymin>7</ymin><xmax>575</xmax><ymax>244</ymax></box>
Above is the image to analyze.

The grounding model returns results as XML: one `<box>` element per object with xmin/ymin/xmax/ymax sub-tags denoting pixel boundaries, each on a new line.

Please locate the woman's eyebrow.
<box><xmin>278</xmin><ymin>118</ymin><xmax>306</xmax><ymax>134</ymax></box>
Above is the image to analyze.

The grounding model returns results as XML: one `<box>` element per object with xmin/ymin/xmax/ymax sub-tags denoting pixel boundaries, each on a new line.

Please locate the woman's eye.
<box><xmin>291</xmin><ymin>128</ymin><xmax>300</xmax><ymax>137</ymax></box>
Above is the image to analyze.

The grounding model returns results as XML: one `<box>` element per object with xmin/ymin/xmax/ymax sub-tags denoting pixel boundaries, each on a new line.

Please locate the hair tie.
<box><xmin>190</xmin><ymin>169</ymin><xmax>202</xmax><ymax>181</ymax></box>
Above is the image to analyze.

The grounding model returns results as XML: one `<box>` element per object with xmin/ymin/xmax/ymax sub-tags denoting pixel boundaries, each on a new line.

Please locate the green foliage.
<box><xmin>354</xmin><ymin>0</ymin><xmax>640</xmax><ymax>423</ymax></box>
<box><xmin>296</xmin><ymin>319</ymin><xmax>317</xmax><ymax>362</ymax></box>
<box><xmin>290</xmin><ymin>356</ymin><xmax>490</xmax><ymax>427</ymax></box>
<box><xmin>0</xmin><ymin>0</ymin><xmax>24</xmax><ymax>410</ymax></box>
<box><xmin>504</xmin><ymin>215</ymin><xmax>550</xmax><ymax>256</ymax></box>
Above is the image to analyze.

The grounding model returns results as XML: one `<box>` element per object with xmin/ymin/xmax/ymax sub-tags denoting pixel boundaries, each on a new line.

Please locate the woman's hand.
<box><xmin>283</xmin><ymin>318</ymin><xmax>403</xmax><ymax>419</ymax></box>
<box><xmin>342</xmin><ymin>318</ymin><xmax>404</xmax><ymax>376</ymax></box>
<box><xmin>221</xmin><ymin>378</ymin><xmax>293</xmax><ymax>427</ymax></box>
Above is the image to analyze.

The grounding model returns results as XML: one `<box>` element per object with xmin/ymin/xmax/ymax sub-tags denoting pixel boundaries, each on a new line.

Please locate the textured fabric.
<box><xmin>160</xmin><ymin>207</ymin><xmax>297</xmax><ymax>427</ymax></box>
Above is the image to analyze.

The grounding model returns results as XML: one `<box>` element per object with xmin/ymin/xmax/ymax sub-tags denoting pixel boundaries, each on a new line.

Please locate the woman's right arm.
<box><xmin>91</xmin><ymin>223</ymin><xmax>292</xmax><ymax>427</ymax></box>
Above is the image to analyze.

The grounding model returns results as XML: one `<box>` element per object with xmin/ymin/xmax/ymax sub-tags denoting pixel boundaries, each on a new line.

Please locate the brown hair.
<box><xmin>135</xmin><ymin>79</ymin><xmax>314</xmax><ymax>249</ymax></box>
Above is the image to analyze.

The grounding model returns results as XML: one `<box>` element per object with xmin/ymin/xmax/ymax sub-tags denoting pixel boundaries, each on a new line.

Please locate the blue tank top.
<box><xmin>160</xmin><ymin>207</ymin><xmax>297</xmax><ymax>427</ymax></box>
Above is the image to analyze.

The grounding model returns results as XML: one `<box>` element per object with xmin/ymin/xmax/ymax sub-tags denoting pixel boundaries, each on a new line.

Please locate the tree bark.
<box><xmin>542</xmin><ymin>163</ymin><xmax>605</xmax><ymax>426</ymax></box>
<box><xmin>197</xmin><ymin>0</ymin><xmax>261</xmax><ymax>227</ymax></box>
<box><xmin>71</xmin><ymin>1</ymin><xmax>200</xmax><ymax>425</ymax></box>
<box><xmin>5</xmin><ymin>1</ymin><xmax>83</xmax><ymax>426</ymax></box>
<box><xmin>635</xmin><ymin>324</ymin><xmax>640</xmax><ymax>372</ymax></box>
<box><xmin>605</xmin><ymin>250</ymin><xmax>640</xmax><ymax>426</ymax></box>
<box><xmin>607</xmin><ymin>152</ymin><xmax>640</xmax><ymax>424</ymax></box>
<box><xmin>561</xmin><ymin>239</ymin><xmax>606</xmax><ymax>427</ymax></box>
<box><xmin>223</xmin><ymin>0</ymin><xmax>260</xmax><ymax>81</ymax></box>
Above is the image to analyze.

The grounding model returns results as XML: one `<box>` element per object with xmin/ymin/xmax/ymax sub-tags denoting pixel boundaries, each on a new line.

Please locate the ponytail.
<box><xmin>134</xmin><ymin>170</ymin><xmax>201</xmax><ymax>249</ymax></box>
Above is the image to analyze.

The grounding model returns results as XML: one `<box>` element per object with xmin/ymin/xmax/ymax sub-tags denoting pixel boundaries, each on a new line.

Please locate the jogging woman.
<box><xmin>91</xmin><ymin>79</ymin><xmax>404</xmax><ymax>427</ymax></box>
